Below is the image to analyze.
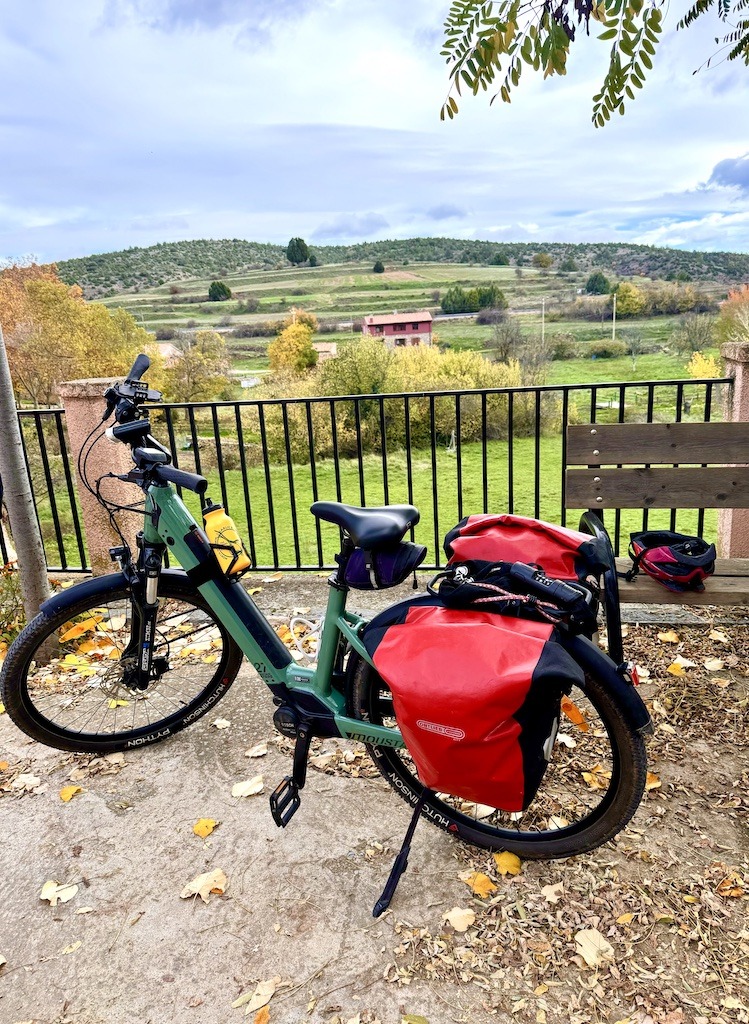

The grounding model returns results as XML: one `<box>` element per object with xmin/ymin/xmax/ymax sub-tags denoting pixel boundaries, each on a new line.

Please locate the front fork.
<box><xmin>120</xmin><ymin>533</ymin><xmax>166</xmax><ymax>690</ymax></box>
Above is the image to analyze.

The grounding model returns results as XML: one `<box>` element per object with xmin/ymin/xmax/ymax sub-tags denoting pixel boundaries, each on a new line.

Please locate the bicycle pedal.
<box><xmin>269</xmin><ymin>776</ymin><xmax>300</xmax><ymax>827</ymax></box>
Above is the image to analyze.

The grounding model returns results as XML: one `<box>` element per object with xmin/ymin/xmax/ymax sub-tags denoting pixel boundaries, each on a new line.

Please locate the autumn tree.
<box><xmin>0</xmin><ymin>262</ymin><xmax>60</xmax><ymax>337</ymax></box>
<box><xmin>672</xmin><ymin>313</ymin><xmax>716</xmax><ymax>354</ymax></box>
<box><xmin>286</xmin><ymin>238</ymin><xmax>310</xmax><ymax>265</ymax></box>
<box><xmin>716</xmin><ymin>285</ymin><xmax>749</xmax><ymax>346</ymax></box>
<box><xmin>613</xmin><ymin>282</ymin><xmax>647</xmax><ymax>318</ymax></box>
<box><xmin>163</xmin><ymin>331</ymin><xmax>232</xmax><ymax>402</ymax></box>
<box><xmin>278</xmin><ymin>307</ymin><xmax>319</xmax><ymax>334</ymax></box>
<box><xmin>268</xmin><ymin>322</ymin><xmax>318</xmax><ymax>374</ymax></box>
<box><xmin>2</xmin><ymin>273</ymin><xmax>155</xmax><ymax>405</ymax></box>
<box><xmin>440</xmin><ymin>0</ymin><xmax>748</xmax><ymax>125</ymax></box>
<box><xmin>532</xmin><ymin>252</ymin><xmax>553</xmax><ymax>270</ymax></box>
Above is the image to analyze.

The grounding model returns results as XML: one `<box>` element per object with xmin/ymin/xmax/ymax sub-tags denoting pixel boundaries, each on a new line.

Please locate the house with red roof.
<box><xmin>361</xmin><ymin>311</ymin><xmax>433</xmax><ymax>349</ymax></box>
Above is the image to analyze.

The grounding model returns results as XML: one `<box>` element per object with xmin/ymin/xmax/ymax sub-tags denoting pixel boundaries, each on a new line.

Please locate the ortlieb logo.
<box><xmin>416</xmin><ymin>719</ymin><xmax>465</xmax><ymax>741</ymax></box>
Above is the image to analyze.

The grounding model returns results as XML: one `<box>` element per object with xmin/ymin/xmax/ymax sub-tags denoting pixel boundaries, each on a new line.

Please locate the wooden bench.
<box><xmin>565</xmin><ymin>421</ymin><xmax>749</xmax><ymax>661</ymax></box>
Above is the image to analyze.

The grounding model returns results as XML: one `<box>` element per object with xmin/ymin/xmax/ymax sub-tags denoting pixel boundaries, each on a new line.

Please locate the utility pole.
<box><xmin>612</xmin><ymin>292</ymin><xmax>617</xmax><ymax>346</ymax></box>
<box><xmin>0</xmin><ymin>325</ymin><xmax>50</xmax><ymax>619</ymax></box>
<box><xmin>541</xmin><ymin>298</ymin><xmax>545</xmax><ymax>346</ymax></box>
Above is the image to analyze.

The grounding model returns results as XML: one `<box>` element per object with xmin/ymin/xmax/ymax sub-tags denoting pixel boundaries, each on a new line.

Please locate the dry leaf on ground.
<box><xmin>11</xmin><ymin>773</ymin><xmax>42</xmax><ymax>793</ymax></box>
<box><xmin>231</xmin><ymin>976</ymin><xmax>280</xmax><ymax>1013</ymax></box>
<box><xmin>232</xmin><ymin>776</ymin><xmax>264</xmax><ymax>798</ymax></box>
<box><xmin>444</xmin><ymin>907</ymin><xmax>475</xmax><ymax>932</ymax></box>
<box><xmin>211</xmin><ymin>717</ymin><xmax>231</xmax><ymax>729</ymax></box>
<box><xmin>645</xmin><ymin>771</ymin><xmax>662</xmax><ymax>790</ymax></box>
<box><xmin>40</xmin><ymin>881</ymin><xmax>78</xmax><ymax>906</ymax></box>
<box><xmin>540</xmin><ymin>882</ymin><xmax>563</xmax><ymax>903</ymax></box>
<box><xmin>0</xmin><ymin>953</ymin><xmax>6</xmax><ymax>967</ymax></box>
<box><xmin>402</xmin><ymin>1015</ymin><xmax>430</xmax><ymax>1024</ymax></box>
<box><xmin>245</xmin><ymin>742</ymin><xmax>268</xmax><ymax>758</ymax></box>
<box><xmin>658</xmin><ymin>630</ymin><xmax>680</xmax><ymax>643</ymax></box>
<box><xmin>180</xmin><ymin>868</ymin><xmax>227</xmax><ymax>903</ymax></box>
<box><xmin>193</xmin><ymin>818</ymin><xmax>219</xmax><ymax>838</ymax></box>
<box><xmin>59</xmin><ymin>785</ymin><xmax>82</xmax><ymax>802</ymax></box>
<box><xmin>574</xmin><ymin>927</ymin><xmax>615</xmax><ymax>968</ymax></box>
<box><xmin>704</xmin><ymin>658</ymin><xmax>725</xmax><ymax>672</ymax></box>
<box><xmin>494</xmin><ymin>851</ymin><xmax>522</xmax><ymax>876</ymax></box>
<box><xmin>464</xmin><ymin>872</ymin><xmax>497</xmax><ymax>898</ymax></box>
<box><xmin>61</xmin><ymin>940</ymin><xmax>82</xmax><ymax>954</ymax></box>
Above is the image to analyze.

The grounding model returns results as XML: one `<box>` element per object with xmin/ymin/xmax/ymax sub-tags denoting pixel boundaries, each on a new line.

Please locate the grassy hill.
<box><xmin>58</xmin><ymin>237</ymin><xmax>749</xmax><ymax>297</ymax></box>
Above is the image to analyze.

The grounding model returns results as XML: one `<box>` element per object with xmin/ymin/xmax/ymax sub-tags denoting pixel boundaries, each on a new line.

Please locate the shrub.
<box><xmin>155</xmin><ymin>327</ymin><xmax>177</xmax><ymax>340</ymax></box>
<box><xmin>208</xmin><ymin>280</ymin><xmax>232</xmax><ymax>302</ymax></box>
<box><xmin>476</xmin><ymin>308</ymin><xmax>508</xmax><ymax>325</ymax></box>
<box><xmin>585</xmin><ymin>271</ymin><xmax>610</xmax><ymax>295</ymax></box>
<box><xmin>588</xmin><ymin>341</ymin><xmax>628</xmax><ymax>358</ymax></box>
<box><xmin>373</xmin><ymin>260</ymin><xmax>385</xmax><ymax>273</ymax></box>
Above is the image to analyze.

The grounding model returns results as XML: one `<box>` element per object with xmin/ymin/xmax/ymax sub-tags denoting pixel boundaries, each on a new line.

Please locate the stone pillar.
<box><xmin>58</xmin><ymin>379</ymin><xmax>139</xmax><ymax>575</ymax></box>
<box><xmin>718</xmin><ymin>342</ymin><xmax>749</xmax><ymax>557</ymax></box>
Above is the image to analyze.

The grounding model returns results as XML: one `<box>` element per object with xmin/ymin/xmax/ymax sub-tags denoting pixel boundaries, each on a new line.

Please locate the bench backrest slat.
<box><xmin>567</xmin><ymin>422</ymin><xmax>749</xmax><ymax>467</ymax></box>
<box><xmin>566</xmin><ymin>466</ymin><xmax>749</xmax><ymax>510</ymax></box>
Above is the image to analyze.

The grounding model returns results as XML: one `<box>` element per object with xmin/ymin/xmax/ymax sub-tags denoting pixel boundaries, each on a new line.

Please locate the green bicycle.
<box><xmin>1</xmin><ymin>355</ymin><xmax>651</xmax><ymax>913</ymax></box>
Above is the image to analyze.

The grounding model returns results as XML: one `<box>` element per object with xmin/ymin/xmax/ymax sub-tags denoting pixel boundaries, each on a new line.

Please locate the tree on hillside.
<box><xmin>0</xmin><ymin>263</ymin><xmax>60</xmax><ymax>336</ymax></box>
<box><xmin>672</xmin><ymin>313</ymin><xmax>716</xmax><ymax>354</ymax></box>
<box><xmin>286</xmin><ymin>238</ymin><xmax>310</xmax><ymax>265</ymax></box>
<box><xmin>614</xmin><ymin>282</ymin><xmax>647</xmax><ymax>318</ymax></box>
<box><xmin>308</xmin><ymin>253</ymin><xmax>319</xmax><ymax>267</ymax></box>
<box><xmin>440</xmin><ymin>0</ymin><xmax>748</xmax><ymax>125</ymax></box>
<box><xmin>532</xmin><ymin>252</ymin><xmax>553</xmax><ymax>270</ymax></box>
<box><xmin>559</xmin><ymin>257</ymin><xmax>578</xmax><ymax>273</ymax></box>
<box><xmin>164</xmin><ymin>331</ymin><xmax>232</xmax><ymax>402</ymax></box>
<box><xmin>490</xmin><ymin>250</ymin><xmax>509</xmax><ymax>266</ymax></box>
<box><xmin>268</xmin><ymin>322</ymin><xmax>318</xmax><ymax>374</ymax></box>
<box><xmin>278</xmin><ymin>307</ymin><xmax>319</xmax><ymax>334</ymax></box>
<box><xmin>586</xmin><ymin>272</ymin><xmax>610</xmax><ymax>295</ymax></box>
<box><xmin>373</xmin><ymin>260</ymin><xmax>385</xmax><ymax>273</ymax></box>
<box><xmin>208</xmin><ymin>280</ymin><xmax>232</xmax><ymax>301</ymax></box>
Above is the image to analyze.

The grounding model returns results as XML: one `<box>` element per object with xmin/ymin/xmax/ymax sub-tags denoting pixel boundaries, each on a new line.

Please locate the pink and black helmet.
<box><xmin>625</xmin><ymin>531</ymin><xmax>716</xmax><ymax>592</ymax></box>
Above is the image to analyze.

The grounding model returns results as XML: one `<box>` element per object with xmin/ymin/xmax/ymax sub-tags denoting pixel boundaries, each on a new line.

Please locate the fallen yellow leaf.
<box><xmin>645</xmin><ymin>772</ymin><xmax>661</xmax><ymax>791</ymax></box>
<box><xmin>231</xmin><ymin>976</ymin><xmax>280</xmax><ymax>1012</ymax></box>
<box><xmin>617</xmin><ymin>912</ymin><xmax>634</xmax><ymax>924</ymax></box>
<box><xmin>193</xmin><ymin>818</ymin><xmax>219</xmax><ymax>838</ymax></box>
<box><xmin>657</xmin><ymin>630</ymin><xmax>680</xmax><ymax>643</ymax></box>
<box><xmin>494</xmin><ymin>851</ymin><xmax>522</xmax><ymax>876</ymax></box>
<box><xmin>59</xmin><ymin>786</ymin><xmax>82</xmax><ymax>803</ymax></box>
<box><xmin>107</xmin><ymin>699</ymin><xmax>129</xmax><ymax>709</ymax></box>
<box><xmin>61</xmin><ymin>940</ymin><xmax>82</xmax><ymax>955</ymax></box>
<box><xmin>666</xmin><ymin>662</ymin><xmax>686</xmax><ymax>677</ymax></box>
<box><xmin>254</xmin><ymin>1007</ymin><xmax>270</xmax><ymax>1024</ymax></box>
<box><xmin>708</xmin><ymin>629</ymin><xmax>730</xmax><ymax>644</ymax></box>
<box><xmin>464</xmin><ymin>871</ymin><xmax>497</xmax><ymax>898</ymax></box>
<box><xmin>0</xmin><ymin>703</ymin><xmax>4</xmax><ymax>715</ymax></box>
<box><xmin>0</xmin><ymin>761</ymin><xmax>8</xmax><ymax>771</ymax></box>
<box><xmin>60</xmin><ymin>618</ymin><xmax>99</xmax><ymax>642</ymax></box>
<box><xmin>575</xmin><ymin>927</ymin><xmax>614</xmax><ymax>967</ymax></box>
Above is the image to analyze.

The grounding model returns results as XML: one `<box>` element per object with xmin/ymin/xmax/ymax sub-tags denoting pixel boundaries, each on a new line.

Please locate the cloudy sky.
<box><xmin>1</xmin><ymin>0</ymin><xmax>749</xmax><ymax>263</ymax></box>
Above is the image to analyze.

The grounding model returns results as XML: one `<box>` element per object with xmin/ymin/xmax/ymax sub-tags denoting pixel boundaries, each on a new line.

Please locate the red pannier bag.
<box><xmin>361</xmin><ymin>596</ymin><xmax>585</xmax><ymax>812</ymax></box>
<box><xmin>444</xmin><ymin>513</ymin><xmax>611</xmax><ymax>583</ymax></box>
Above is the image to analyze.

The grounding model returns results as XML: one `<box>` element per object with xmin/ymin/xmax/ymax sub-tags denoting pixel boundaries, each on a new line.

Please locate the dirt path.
<box><xmin>1</xmin><ymin>579</ymin><xmax>747</xmax><ymax>1024</ymax></box>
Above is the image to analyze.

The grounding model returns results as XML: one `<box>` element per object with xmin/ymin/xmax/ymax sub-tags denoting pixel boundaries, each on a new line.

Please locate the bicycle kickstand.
<box><xmin>372</xmin><ymin>787</ymin><xmax>432</xmax><ymax>918</ymax></box>
<box><xmin>269</xmin><ymin>721</ymin><xmax>312</xmax><ymax>828</ymax></box>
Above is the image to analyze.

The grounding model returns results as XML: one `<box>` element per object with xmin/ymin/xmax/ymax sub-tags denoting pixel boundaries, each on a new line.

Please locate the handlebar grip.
<box><xmin>153</xmin><ymin>465</ymin><xmax>208</xmax><ymax>495</ymax></box>
<box><xmin>509</xmin><ymin>562</ymin><xmax>585</xmax><ymax>607</ymax></box>
<box><xmin>127</xmin><ymin>353</ymin><xmax>151</xmax><ymax>381</ymax></box>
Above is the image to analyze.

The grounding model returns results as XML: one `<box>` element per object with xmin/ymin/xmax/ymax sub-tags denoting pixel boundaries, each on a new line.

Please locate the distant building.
<box><xmin>313</xmin><ymin>341</ymin><xmax>338</xmax><ymax>362</ymax></box>
<box><xmin>362</xmin><ymin>311</ymin><xmax>433</xmax><ymax>349</ymax></box>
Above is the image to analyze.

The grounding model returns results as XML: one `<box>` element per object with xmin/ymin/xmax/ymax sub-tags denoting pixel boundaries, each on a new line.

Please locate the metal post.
<box><xmin>0</xmin><ymin>325</ymin><xmax>51</xmax><ymax>618</ymax></box>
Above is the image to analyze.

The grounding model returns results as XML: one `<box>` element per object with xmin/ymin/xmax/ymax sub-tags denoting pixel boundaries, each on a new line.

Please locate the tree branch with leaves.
<box><xmin>441</xmin><ymin>0</ymin><xmax>748</xmax><ymax>125</ymax></box>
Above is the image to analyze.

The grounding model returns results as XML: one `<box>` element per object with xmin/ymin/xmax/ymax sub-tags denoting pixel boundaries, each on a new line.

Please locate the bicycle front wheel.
<box><xmin>348</xmin><ymin>654</ymin><xmax>647</xmax><ymax>858</ymax></box>
<box><xmin>1</xmin><ymin>573</ymin><xmax>243</xmax><ymax>753</ymax></box>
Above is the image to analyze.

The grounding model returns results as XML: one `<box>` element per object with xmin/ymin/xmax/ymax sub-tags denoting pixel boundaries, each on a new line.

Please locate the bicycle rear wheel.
<box><xmin>1</xmin><ymin>573</ymin><xmax>243</xmax><ymax>753</ymax></box>
<box><xmin>348</xmin><ymin>653</ymin><xmax>647</xmax><ymax>858</ymax></box>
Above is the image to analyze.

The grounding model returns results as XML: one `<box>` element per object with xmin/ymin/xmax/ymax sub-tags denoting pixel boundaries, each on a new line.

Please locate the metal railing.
<box><xmin>8</xmin><ymin>377</ymin><xmax>731</xmax><ymax>573</ymax></box>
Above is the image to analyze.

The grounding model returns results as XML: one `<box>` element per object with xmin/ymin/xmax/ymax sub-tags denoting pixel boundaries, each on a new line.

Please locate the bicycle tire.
<box><xmin>1</xmin><ymin>574</ymin><xmax>243</xmax><ymax>753</ymax></box>
<box><xmin>347</xmin><ymin>652</ymin><xmax>647</xmax><ymax>858</ymax></box>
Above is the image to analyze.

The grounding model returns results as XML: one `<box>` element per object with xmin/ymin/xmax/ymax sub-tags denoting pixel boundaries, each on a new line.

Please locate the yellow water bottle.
<box><xmin>202</xmin><ymin>501</ymin><xmax>252</xmax><ymax>576</ymax></box>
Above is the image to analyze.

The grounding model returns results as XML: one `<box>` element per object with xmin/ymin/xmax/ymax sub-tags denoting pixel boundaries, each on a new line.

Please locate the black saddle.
<box><xmin>310</xmin><ymin>501</ymin><xmax>419</xmax><ymax>549</ymax></box>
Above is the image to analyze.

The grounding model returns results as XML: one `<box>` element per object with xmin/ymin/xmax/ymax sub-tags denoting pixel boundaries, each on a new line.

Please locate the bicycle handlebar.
<box><xmin>152</xmin><ymin>464</ymin><xmax>208</xmax><ymax>495</ymax></box>
<box><xmin>127</xmin><ymin>353</ymin><xmax>151</xmax><ymax>382</ymax></box>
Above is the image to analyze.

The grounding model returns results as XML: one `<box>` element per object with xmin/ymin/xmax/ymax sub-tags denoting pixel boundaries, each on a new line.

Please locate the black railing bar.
<box><xmin>234</xmin><ymin>407</ymin><xmax>258</xmax><ymax>568</ymax></box>
<box><xmin>187</xmin><ymin>406</ymin><xmax>202</xmax><ymax>475</ymax></box>
<box><xmin>560</xmin><ymin>388</ymin><xmax>569</xmax><ymax>528</ymax></box>
<box><xmin>257</xmin><ymin>404</ymin><xmax>279</xmax><ymax>567</ymax></box>
<box><xmin>455</xmin><ymin>394</ymin><xmax>463</xmax><ymax>523</ymax></box>
<box><xmin>507</xmin><ymin>390</ymin><xmax>514</xmax><ymax>515</ymax></box>
<box><xmin>697</xmin><ymin>382</ymin><xmax>715</xmax><ymax>538</ymax></box>
<box><xmin>281</xmin><ymin>403</ymin><xmax>302</xmax><ymax>569</ymax></box>
<box><xmin>147</xmin><ymin>377</ymin><xmax>732</xmax><ymax>410</ymax></box>
<box><xmin>613</xmin><ymin>384</ymin><xmax>626</xmax><ymax>555</ymax></box>
<box><xmin>379</xmin><ymin>397</ymin><xmax>389</xmax><ymax>506</ymax></box>
<box><xmin>329</xmin><ymin>401</ymin><xmax>343</xmax><ymax>503</ymax></box>
<box><xmin>642</xmin><ymin>384</ymin><xmax>656</xmax><ymax>535</ymax></box>
<box><xmin>354</xmin><ymin>399</ymin><xmax>366</xmax><ymax>507</ymax></box>
<box><xmin>429</xmin><ymin>395</ymin><xmax>440</xmax><ymax>567</ymax></box>
<box><xmin>481</xmin><ymin>393</ymin><xmax>488</xmax><ymax>515</ymax></box>
<box><xmin>670</xmin><ymin>382</ymin><xmax>685</xmax><ymax>533</ymax></box>
<box><xmin>534</xmin><ymin>390</ymin><xmax>541</xmax><ymax>520</ymax></box>
<box><xmin>55</xmin><ymin>411</ymin><xmax>87</xmax><ymax>570</ymax></box>
<box><xmin>33</xmin><ymin>412</ymin><xmax>67</xmax><ymax>569</ymax></box>
<box><xmin>304</xmin><ymin>403</ymin><xmax>324</xmax><ymax>567</ymax></box>
<box><xmin>404</xmin><ymin>396</ymin><xmax>415</xmax><ymax>541</ymax></box>
<box><xmin>211</xmin><ymin>406</ymin><xmax>230</xmax><ymax>511</ymax></box>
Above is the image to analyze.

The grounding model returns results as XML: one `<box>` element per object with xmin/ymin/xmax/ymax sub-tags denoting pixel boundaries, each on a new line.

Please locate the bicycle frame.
<box><xmin>145</xmin><ymin>481</ymin><xmax>406</xmax><ymax>749</ymax></box>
